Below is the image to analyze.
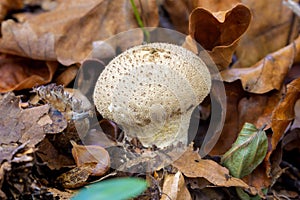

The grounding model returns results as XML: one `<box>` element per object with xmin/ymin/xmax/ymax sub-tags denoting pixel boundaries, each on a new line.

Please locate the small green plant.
<box><xmin>130</xmin><ymin>0</ymin><xmax>150</xmax><ymax>42</ymax></box>
<box><xmin>72</xmin><ymin>177</ymin><xmax>148</xmax><ymax>200</ymax></box>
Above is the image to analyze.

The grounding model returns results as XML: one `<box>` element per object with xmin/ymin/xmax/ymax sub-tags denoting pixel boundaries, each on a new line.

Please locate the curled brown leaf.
<box><xmin>221</xmin><ymin>36</ymin><xmax>299</xmax><ymax>94</ymax></box>
<box><xmin>0</xmin><ymin>54</ymin><xmax>57</xmax><ymax>93</ymax></box>
<box><xmin>187</xmin><ymin>4</ymin><xmax>251</xmax><ymax>70</ymax></box>
<box><xmin>71</xmin><ymin>141</ymin><xmax>110</xmax><ymax>176</ymax></box>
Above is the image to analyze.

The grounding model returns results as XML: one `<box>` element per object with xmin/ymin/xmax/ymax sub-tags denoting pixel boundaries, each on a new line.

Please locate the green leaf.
<box><xmin>221</xmin><ymin>122</ymin><xmax>268</xmax><ymax>178</ymax></box>
<box><xmin>71</xmin><ymin>177</ymin><xmax>148</xmax><ymax>200</ymax></box>
<box><xmin>236</xmin><ymin>188</ymin><xmax>261</xmax><ymax>200</ymax></box>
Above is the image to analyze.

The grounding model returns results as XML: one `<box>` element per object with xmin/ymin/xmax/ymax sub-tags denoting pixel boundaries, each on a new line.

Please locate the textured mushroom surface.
<box><xmin>93</xmin><ymin>43</ymin><xmax>211</xmax><ymax>148</ymax></box>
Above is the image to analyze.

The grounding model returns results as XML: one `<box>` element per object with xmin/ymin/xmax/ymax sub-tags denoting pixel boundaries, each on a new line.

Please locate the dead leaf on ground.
<box><xmin>233</xmin><ymin>0</ymin><xmax>299</xmax><ymax>68</ymax></box>
<box><xmin>0</xmin><ymin>143</ymin><xmax>19</xmax><ymax>164</ymax></box>
<box><xmin>238</xmin><ymin>90</ymin><xmax>283</xmax><ymax>130</ymax></box>
<box><xmin>56</xmin><ymin>163</ymin><xmax>97</xmax><ymax>189</ymax></box>
<box><xmin>0</xmin><ymin>0</ymin><xmax>159</xmax><ymax>66</ymax></box>
<box><xmin>221</xmin><ymin>36</ymin><xmax>299</xmax><ymax>94</ymax></box>
<box><xmin>282</xmin><ymin>128</ymin><xmax>300</xmax><ymax>151</ymax></box>
<box><xmin>71</xmin><ymin>141</ymin><xmax>110</xmax><ymax>176</ymax></box>
<box><xmin>242</xmin><ymin>164</ymin><xmax>271</xmax><ymax>194</ymax></box>
<box><xmin>210</xmin><ymin>81</ymin><xmax>245</xmax><ymax>155</ymax></box>
<box><xmin>172</xmin><ymin>146</ymin><xmax>255</xmax><ymax>193</ymax></box>
<box><xmin>36</xmin><ymin>138</ymin><xmax>75</xmax><ymax>170</ymax></box>
<box><xmin>271</xmin><ymin>77</ymin><xmax>300</xmax><ymax>153</ymax></box>
<box><xmin>161</xmin><ymin>0</ymin><xmax>192</xmax><ymax>34</ymax></box>
<box><xmin>0</xmin><ymin>54</ymin><xmax>57</xmax><ymax>93</ymax></box>
<box><xmin>186</xmin><ymin>4</ymin><xmax>251</xmax><ymax>70</ymax></box>
<box><xmin>0</xmin><ymin>0</ymin><xmax>23</xmax><ymax>21</ymax></box>
<box><xmin>160</xmin><ymin>171</ymin><xmax>192</xmax><ymax>200</ymax></box>
<box><xmin>0</xmin><ymin>92</ymin><xmax>49</xmax><ymax>146</ymax></box>
<box><xmin>210</xmin><ymin>83</ymin><xmax>283</xmax><ymax>156</ymax></box>
<box><xmin>193</xmin><ymin>0</ymin><xmax>241</xmax><ymax>12</ymax></box>
<box><xmin>54</xmin><ymin>65</ymin><xmax>79</xmax><ymax>86</ymax></box>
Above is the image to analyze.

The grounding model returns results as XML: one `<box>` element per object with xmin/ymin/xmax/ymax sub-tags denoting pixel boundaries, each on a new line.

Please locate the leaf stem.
<box><xmin>130</xmin><ymin>0</ymin><xmax>150</xmax><ymax>42</ymax></box>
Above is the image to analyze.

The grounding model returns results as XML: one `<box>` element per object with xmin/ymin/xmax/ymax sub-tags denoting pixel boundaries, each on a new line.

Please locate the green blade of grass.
<box><xmin>72</xmin><ymin>177</ymin><xmax>148</xmax><ymax>200</ymax></box>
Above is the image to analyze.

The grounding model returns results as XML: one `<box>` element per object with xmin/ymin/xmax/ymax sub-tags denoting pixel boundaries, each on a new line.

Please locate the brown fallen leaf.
<box><xmin>172</xmin><ymin>146</ymin><xmax>255</xmax><ymax>193</ymax></box>
<box><xmin>193</xmin><ymin>0</ymin><xmax>241</xmax><ymax>12</ymax></box>
<box><xmin>36</xmin><ymin>138</ymin><xmax>75</xmax><ymax>170</ymax></box>
<box><xmin>0</xmin><ymin>0</ymin><xmax>23</xmax><ymax>21</ymax></box>
<box><xmin>210</xmin><ymin>81</ymin><xmax>245</xmax><ymax>155</ymax></box>
<box><xmin>56</xmin><ymin>163</ymin><xmax>97</xmax><ymax>189</ymax></box>
<box><xmin>54</xmin><ymin>65</ymin><xmax>79</xmax><ymax>86</ymax></box>
<box><xmin>238</xmin><ymin>90</ymin><xmax>283</xmax><ymax>130</ymax></box>
<box><xmin>161</xmin><ymin>0</ymin><xmax>192</xmax><ymax>34</ymax></box>
<box><xmin>233</xmin><ymin>0</ymin><xmax>299</xmax><ymax>68</ymax></box>
<box><xmin>0</xmin><ymin>0</ymin><xmax>158</xmax><ymax>65</ymax></box>
<box><xmin>271</xmin><ymin>77</ymin><xmax>300</xmax><ymax>153</ymax></box>
<box><xmin>242</xmin><ymin>163</ymin><xmax>271</xmax><ymax>196</ymax></box>
<box><xmin>283</xmin><ymin>128</ymin><xmax>300</xmax><ymax>151</ymax></box>
<box><xmin>0</xmin><ymin>92</ymin><xmax>50</xmax><ymax>146</ymax></box>
<box><xmin>186</xmin><ymin>4</ymin><xmax>251</xmax><ymax>70</ymax></box>
<box><xmin>0</xmin><ymin>54</ymin><xmax>57</xmax><ymax>93</ymax></box>
<box><xmin>160</xmin><ymin>171</ymin><xmax>192</xmax><ymax>200</ymax></box>
<box><xmin>210</xmin><ymin>82</ymin><xmax>283</xmax><ymax>156</ymax></box>
<box><xmin>0</xmin><ymin>143</ymin><xmax>19</xmax><ymax>164</ymax></box>
<box><xmin>221</xmin><ymin>36</ymin><xmax>299</xmax><ymax>94</ymax></box>
<box><xmin>71</xmin><ymin>141</ymin><xmax>110</xmax><ymax>176</ymax></box>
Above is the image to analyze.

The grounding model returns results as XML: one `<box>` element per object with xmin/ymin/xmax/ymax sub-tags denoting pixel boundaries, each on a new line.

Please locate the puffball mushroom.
<box><xmin>93</xmin><ymin>43</ymin><xmax>211</xmax><ymax>148</ymax></box>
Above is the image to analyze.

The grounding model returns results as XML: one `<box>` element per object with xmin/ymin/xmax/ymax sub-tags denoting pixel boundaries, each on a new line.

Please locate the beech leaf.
<box><xmin>221</xmin><ymin>122</ymin><xmax>268</xmax><ymax>178</ymax></box>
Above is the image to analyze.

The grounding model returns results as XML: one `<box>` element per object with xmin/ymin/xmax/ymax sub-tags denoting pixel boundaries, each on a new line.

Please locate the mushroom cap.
<box><xmin>93</xmin><ymin>43</ymin><xmax>211</xmax><ymax>148</ymax></box>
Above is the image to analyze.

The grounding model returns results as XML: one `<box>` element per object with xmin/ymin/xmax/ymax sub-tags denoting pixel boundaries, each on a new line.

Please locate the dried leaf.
<box><xmin>233</xmin><ymin>0</ymin><xmax>299</xmax><ymax>68</ymax></box>
<box><xmin>0</xmin><ymin>54</ymin><xmax>57</xmax><ymax>93</ymax></box>
<box><xmin>0</xmin><ymin>0</ymin><xmax>23</xmax><ymax>21</ymax></box>
<box><xmin>0</xmin><ymin>0</ymin><xmax>158</xmax><ymax>65</ymax></box>
<box><xmin>54</xmin><ymin>65</ymin><xmax>79</xmax><ymax>86</ymax></box>
<box><xmin>36</xmin><ymin>138</ymin><xmax>75</xmax><ymax>170</ymax></box>
<box><xmin>193</xmin><ymin>0</ymin><xmax>241</xmax><ymax>12</ymax></box>
<box><xmin>221</xmin><ymin>36</ymin><xmax>298</xmax><ymax>94</ymax></box>
<box><xmin>221</xmin><ymin>123</ymin><xmax>268</xmax><ymax>178</ymax></box>
<box><xmin>0</xmin><ymin>143</ymin><xmax>18</xmax><ymax>164</ymax></box>
<box><xmin>172</xmin><ymin>146</ymin><xmax>254</xmax><ymax>191</ymax></box>
<box><xmin>0</xmin><ymin>93</ymin><xmax>50</xmax><ymax>146</ymax></box>
<box><xmin>238</xmin><ymin>91</ymin><xmax>283</xmax><ymax>130</ymax></box>
<box><xmin>210</xmin><ymin>81</ymin><xmax>245</xmax><ymax>155</ymax></box>
<box><xmin>71</xmin><ymin>141</ymin><xmax>110</xmax><ymax>176</ymax></box>
<box><xmin>271</xmin><ymin>78</ymin><xmax>300</xmax><ymax>153</ymax></box>
<box><xmin>57</xmin><ymin>163</ymin><xmax>96</xmax><ymax>189</ymax></box>
<box><xmin>162</xmin><ymin>0</ymin><xmax>191</xmax><ymax>34</ymax></box>
<box><xmin>160</xmin><ymin>171</ymin><xmax>192</xmax><ymax>200</ymax></box>
<box><xmin>187</xmin><ymin>4</ymin><xmax>251</xmax><ymax>70</ymax></box>
<box><xmin>282</xmin><ymin>128</ymin><xmax>300</xmax><ymax>151</ymax></box>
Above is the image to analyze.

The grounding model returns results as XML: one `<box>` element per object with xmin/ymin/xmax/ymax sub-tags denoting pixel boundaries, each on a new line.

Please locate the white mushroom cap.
<box><xmin>93</xmin><ymin>43</ymin><xmax>211</xmax><ymax>148</ymax></box>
